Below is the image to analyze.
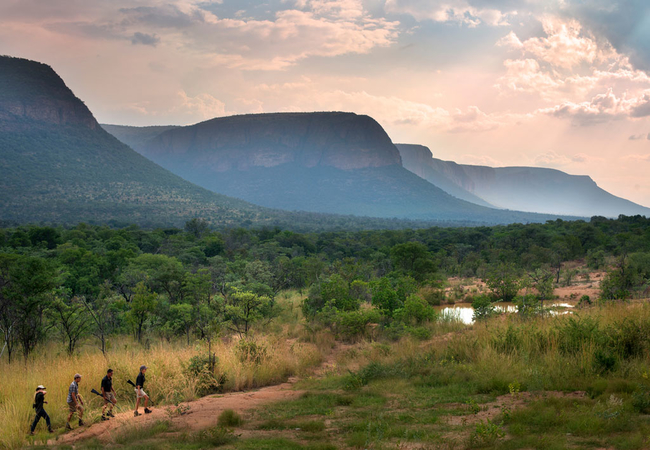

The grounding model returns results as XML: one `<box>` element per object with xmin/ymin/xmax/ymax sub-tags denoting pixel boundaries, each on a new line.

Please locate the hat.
<box><xmin>74</xmin><ymin>373</ymin><xmax>82</xmax><ymax>379</ymax></box>
<box><xmin>140</xmin><ymin>365</ymin><xmax>147</xmax><ymax>371</ymax></box>
<box><xmin>37</xmin><ymin>385</ymin><xmax>46</xmax><ymax>390</ymax></box>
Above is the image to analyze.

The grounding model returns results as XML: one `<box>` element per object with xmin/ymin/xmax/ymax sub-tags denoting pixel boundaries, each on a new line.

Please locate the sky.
<box><xmin>2</xmin><ymin>0</ymin><xmax>650</xmax><ymax>206</ymax></box>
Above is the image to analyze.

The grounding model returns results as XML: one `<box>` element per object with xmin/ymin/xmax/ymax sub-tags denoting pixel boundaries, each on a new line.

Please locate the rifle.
<box><xmin>127</xmin><ymin>380</ymin><xmax>154</xmax><ymax>405</ymax></box>
<box><xmin>90</xmin><ymin>388</ymin><xmax>103</xmax><ymax>398</ymax></box>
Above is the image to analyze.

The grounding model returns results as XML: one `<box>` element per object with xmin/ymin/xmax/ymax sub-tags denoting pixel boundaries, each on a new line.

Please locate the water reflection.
<box><xmin>438</xmin><ymin>302</ymin><xmax>574</xmax><ymax>325</ymax></box>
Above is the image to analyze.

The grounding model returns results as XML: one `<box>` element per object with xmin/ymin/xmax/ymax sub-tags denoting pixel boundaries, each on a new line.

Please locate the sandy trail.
<box><xmin>51</xmin><ymin>345</ymin><xmax>342</xmax><ymax>446</ymax></box>
<box><xmin>51</xmin><ymin>378</ymin><xmax>303</xmax><ymax>446</ymax></box>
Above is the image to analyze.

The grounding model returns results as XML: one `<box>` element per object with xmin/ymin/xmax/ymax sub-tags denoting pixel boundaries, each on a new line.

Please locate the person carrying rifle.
<box><xmin>65</xmin><ymin>373</ymin><xmax>84</xmax><ymax>430</ymax></box>
<box><xmin>134</xmin><ymin>365</ymin><xmax>151</xmax><ymax>416</ymax></box>
<box><xmin>101</xmin><ymin>369</ymin><xmax>117</xmax><ymax>421</ymax></box>
<box><xmin>29</xmin><ymin>385</ymin><xmax>53</xmax><ymax>435</ymax></box>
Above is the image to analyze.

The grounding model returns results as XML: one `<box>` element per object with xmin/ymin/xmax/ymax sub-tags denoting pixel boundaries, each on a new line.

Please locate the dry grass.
<box><xmin>0</xmin><ymin>290</ymin><xmax>329</xmax><ymax>449</ymax></box>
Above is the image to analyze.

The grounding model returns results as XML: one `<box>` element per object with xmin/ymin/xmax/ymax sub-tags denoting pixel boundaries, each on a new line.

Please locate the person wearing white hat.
<box><xmin>29</xmin><ymin>385</ymin><xmax>53</xmax><ymax>435</ymax></box>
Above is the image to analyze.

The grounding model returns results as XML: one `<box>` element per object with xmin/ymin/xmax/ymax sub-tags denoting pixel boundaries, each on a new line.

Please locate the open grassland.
<box><xmin>0</xmin><ymin>292</ymin><xmax>327</xmax><ymax>449</ymax></box>
<box><xmin>16</xmin><ymin>298</ymin><xmax>650</xmax><ymax>450</ymax></box>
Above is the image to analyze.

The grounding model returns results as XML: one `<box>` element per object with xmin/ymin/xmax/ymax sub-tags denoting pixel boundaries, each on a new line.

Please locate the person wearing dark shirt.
<box><xmin>134</xmin><ymin>365</ymin><xmax>151</xmax><ymax>416</ymax></box>
<box><xmin>101</xmin><ymin>369</ymin><xmax>117</xmax><ymax>421</ymax></box>
<box><xmin>30</xmin><ymin>385</ymin><xmax>53</xmax><ymax>435</ymax></box>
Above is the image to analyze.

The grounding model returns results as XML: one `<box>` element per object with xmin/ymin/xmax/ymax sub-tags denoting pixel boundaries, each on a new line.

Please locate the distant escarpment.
<box><xmin>138</xmin><ymin>112</ymin><xmax>402</xmax><ymax>171</ymax></box>
<box><xmin>106</xmin><ymin>116</ymin><xmax>577</xmax><ymax>224</ymax></box>
<box><xmin>397</xmin><ymin>143</ymin><xmax>650</xmax><ymax>218</ymax></box>
<box><xmin>0</xmin><ymin>56</ymin><xmax>97</xmax><ymax>130</ymax></box>
<box><xmin>397</xmin><ymin>144</ymin><xmax>494</xmax><ymax>208</ymax></box>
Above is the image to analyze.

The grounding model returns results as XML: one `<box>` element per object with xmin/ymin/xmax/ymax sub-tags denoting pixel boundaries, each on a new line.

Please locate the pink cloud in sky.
<box><xmin>0</xmin><ymin>0</ymin><xmax>649</xmax><ymax>205</ymax></box>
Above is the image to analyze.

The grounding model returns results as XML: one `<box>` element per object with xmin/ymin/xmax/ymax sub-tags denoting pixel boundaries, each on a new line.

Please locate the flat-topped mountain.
<box><xmin>397</xmin><ymin>143</ymin><xmax>650</xmax><ymax>218</ymax></box>
<box><xmin>105</xmin><ymin>117</ymin><xmax>574</xmax><ymax>223</ymax></box>
<box><xmin>0</xmin><ymin>55</ymin><xmax>439</xmax><ymax>231</ymax></box>
<box><xmin>125</xmin><ymin>112</ymin><xmax>402</xmax><ymax>171</ymax></box>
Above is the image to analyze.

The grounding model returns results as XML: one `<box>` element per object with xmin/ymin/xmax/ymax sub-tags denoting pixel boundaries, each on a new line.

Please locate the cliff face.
<box><xmin>396</xmin><ymin>144</ymin><xmax>493</xmax><ymax>208</ymax></box>
<box><xmin>141</xmin><ymin>112</ymin><xmax>402</xmax><ymax>171</ymax></box>
<box><xmin>397</xmin><ymin>143</ymin><xmax>650</xmax><ymax>218</ymax></box>
<box><xmin>0</xmin><ymin>56</ymin><xmax>97</xmax><ymax>130</ymax></box>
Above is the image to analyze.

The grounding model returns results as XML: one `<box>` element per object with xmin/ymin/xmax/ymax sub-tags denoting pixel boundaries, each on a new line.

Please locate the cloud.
<box><xmin>628</xmin><ymin>134</ymin><xmax>646</xmax><ymax>140</ymax></box>
<box><xmin>385</xmin><ymin>0</ymin><xmax>512</xmax><ymax>27</ymax></box>
<box><xmin>631</xmin><ymin>92</ymin><xmax>650</xmax><ymax>118</ymax></box>
<box><xmin>130</xmin><ymin>32</ymin><xmax>160</xmax><ymax>46</ymax></box>
<box><xmin>538</xmin><ymin>89</ymin><xmax>650</xmax><ymax>125</ymax></box>
<box><xmin>623</xmin><ymin>154</ymin><xmax>650</xmax><ymax>162</ymax></box>
<box><xmin>534</xmin><ymin>151</ymin><xmax>602</xmax><ymax>167</ymax></box>
<box><xmin>498</xmin><ymin>17</ymin><xmax>615</xmax><ymax>70</ymax></box>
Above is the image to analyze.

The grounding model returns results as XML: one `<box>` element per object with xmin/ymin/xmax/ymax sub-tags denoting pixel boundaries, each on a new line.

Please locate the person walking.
<box><xmin>65</xmin><ymin>374</ymin><xmax>84</xmax><ymax>430</ymax></box>
<box><xmin>29</xmin><ymin>385</ymin><xmax>53</xmax><ymax>435</ymax></box>
<box><xmin>134</xmin><ymin>365</ymin><xmax>151</xmax><ymax>417</ymax></box>
<box><xmin>101</xmin><ymin>369</ymin><xmax>117</xmax><ymax>421</ymax></box>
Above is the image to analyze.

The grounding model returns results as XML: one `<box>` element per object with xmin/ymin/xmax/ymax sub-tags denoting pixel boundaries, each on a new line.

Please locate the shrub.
<box><xmin>419</xmin><ymin>286</ymin><xmax>445</xmax><ymax>306</ymax></box>
<box><xmin>469</xmin><ymin>419</ymin><xmax>505</xmax><ymax>447</ymax></box>
<box><xmin>335</xmin><ymin>309</ymin><xmax>382</xmax><ymax>341</ymax></box>
<box><xmin>554</xmin><ymin>316</ymin><xmax>603</xmax><ymax>354</ymax></box>
<box><xmin>409</xmin><ymin>326</ymin><xmax>432</xmax><ymax>340</ymax></box>
<box><xmin>183</xmin><ymin>355</ymin><xmax>226</xmax><ymax>396</ymax></box>
<box><xmin>514</xmin><ymin>294</ymin><xmax>542</xmax><ymax>318</ymax></box>
<box><xmin>472</xmin><ymin>295</ymin><xmax>497</xmax><ymax>322</ymax></box>
<box><xmin>218</xmin><ymin>409</ymin><xmax>242</xmax><ymax>428</ymax></box>
<box><xmin>236</xmin><ymin>340</ymin><xmax>268</xmax><ymax>364</ymax></box>
<box><xmin>393</xmin><ymin>294</ymin><xmax>436</xmax><ymax>325</ymax></box>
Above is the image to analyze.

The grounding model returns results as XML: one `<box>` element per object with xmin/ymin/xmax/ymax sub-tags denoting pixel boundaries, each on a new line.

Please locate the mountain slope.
<box><xmin>0</xmin><ymin>55</ymin><xmax>443</xmax><ymax>231</ymax></box>
<box><xmin>397</xmin><ymin>143</ymin><xmax>650</xmax><ymax>218</ymax></box>
<box><xmin>397</xmin><ymin>144</ymin><xmax>495</xmax><ymax>208</ymax></box>
<box><xmin>105</xmin><ymin>115</ymin><xmax>575</xmax><ymax>223</ymax></box>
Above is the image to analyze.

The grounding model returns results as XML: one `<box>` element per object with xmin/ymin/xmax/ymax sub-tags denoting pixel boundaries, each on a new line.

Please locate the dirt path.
<box><xmin>50</xmin><ymin>378</ymin><xmax>303</xmax><ymax>446</ymax></box>
<box><xmin>50</xmin><ymin>345</ymin><xmax>342</xmax><ymax>446</ymax></box>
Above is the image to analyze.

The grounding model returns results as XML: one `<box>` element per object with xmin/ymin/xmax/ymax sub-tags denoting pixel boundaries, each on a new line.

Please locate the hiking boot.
<box><xmin>48</xmin><ymin>428</ymin><xmax>54</xmax><ymax>433</ymax></box>
<box><xmin>107</xmin><ymin>411</ymin><xmax>115</xmax><ymax>418</ymax></box>
<box><xmin>29</xmin><ymin>431</ymin><xmax>35</xmax><ymax>436</ymax></box>
<box><xmin>65</xmin><ymin>423</ymin><xmax>72</xmax><ymax>431</ymax></box>
<box><xmin>78</xmin><ymin>420</ymin><xmax>84</xmax><ymax>426</ymax></box>
<box><xmin>144</xmin><ymin>408</ymin><xmax>152</xmax><ymax>414</ymax></box>
<box><xmin>101</xmin><ymin>415</ymin><xmax>109</xmax><ymax>421</ymax></box>
<box><xmin>134</xmin><ymin>410</ymin><xmax>140</xmax><ymax>417</ymax></box>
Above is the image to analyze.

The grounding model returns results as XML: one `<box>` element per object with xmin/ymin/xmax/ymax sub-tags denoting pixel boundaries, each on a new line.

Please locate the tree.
<box><xmin>529</xmin><ymin>268</ymin><xmax>554</xmax><ymax>306</ymax></box>
<box><xmin>370</xmin><ymin>277</ymin><xmax>401</xmax><ymax>316</ymax></box>
<box><xmin>127</xmin><ymin>282</ymin><xmax>157</xmax><ymax>343</ymax></box>
<box><xmin>390</xmin><ymin>242</ymin><xmax>435</xmax><ymax>281</ymax></box>
<box><xmin>81</xmin><ymin>286</ymin><xmax>125</xmax><ymax>356</ymax></box>
<box><xmin>185</xmin><ymin>218</ymin><xmax>210</xmax><ymax>239</ymax></box>
<box><xmin>0</xmin><ymin>254</ymin><xmax>57</xmax><ymax>362</ymax></box>
<box><xmin>224</xmin><ymin>290</ymin><xmax>272</xmax><ymax>337</ymax></box>
<box><xmin>120</xmin><ymin>254</ymin><xmax>187</xmax><ymax>303</ymax></box>
<box><xmin>485</xmin><ymin>263</ymin><xmax>521</xmax><ymax>302</ymax></box>
<box><xmin>48</xmin><ymin>293</ymin><xmax>92</xmax><ymax>355</ymax></box>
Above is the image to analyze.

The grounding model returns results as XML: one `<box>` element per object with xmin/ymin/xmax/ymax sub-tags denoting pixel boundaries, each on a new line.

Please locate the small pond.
<box><xmin>436</xmin><ymin>301</ymin><xmax>575</xmax><ymax>325</ymax></box>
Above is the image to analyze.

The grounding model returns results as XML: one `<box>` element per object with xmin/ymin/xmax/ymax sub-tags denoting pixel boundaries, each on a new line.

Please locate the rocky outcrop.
<box><xmin>0</xmin><ymin>56</ymin><xmax>97</xmax><ymax>129</ymax></box>
<box><xmin>141</xmin><ymin>112</ymin><xmax>402</xmax><ymax>171</ymax></box>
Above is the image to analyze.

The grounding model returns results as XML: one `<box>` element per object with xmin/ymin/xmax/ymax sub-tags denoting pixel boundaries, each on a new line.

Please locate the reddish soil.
<box><xmin>50</xmin><ymin>344</ymin><xmax>344</xmax><ymax>446</ymax></box>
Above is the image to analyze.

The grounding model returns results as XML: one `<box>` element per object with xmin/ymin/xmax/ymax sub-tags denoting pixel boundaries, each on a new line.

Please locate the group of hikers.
<box><xmin>30</xmin><ymin>365</ymin><xmax>152</xmax><ymax>435</ymax></box>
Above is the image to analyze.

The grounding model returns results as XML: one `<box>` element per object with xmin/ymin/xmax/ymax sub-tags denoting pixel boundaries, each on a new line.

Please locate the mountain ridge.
<box><xmin>104</xmin><ymin>119</ymin><xmax>580</xmax><ymax>223</ymax></box>
<box><xmin>396</xmin><ymin>143</ymin><xmax>650</xmax><ymax>218</ymax></box>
